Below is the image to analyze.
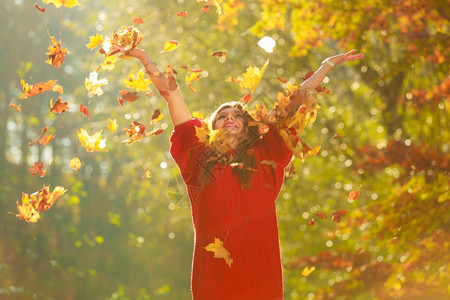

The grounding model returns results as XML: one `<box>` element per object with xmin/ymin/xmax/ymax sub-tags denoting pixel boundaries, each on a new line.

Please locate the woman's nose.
<box><xmin>225</xmin><ymin>114</ymin><xmax>234</xmax><ymax>121</ymax></box>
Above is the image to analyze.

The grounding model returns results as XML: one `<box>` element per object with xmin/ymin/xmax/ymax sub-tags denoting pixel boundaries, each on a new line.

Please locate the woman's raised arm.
<box><xmin>126</xmin><ymin>48</ymin><xmax>192</xmax><ymax>127</ymax></box>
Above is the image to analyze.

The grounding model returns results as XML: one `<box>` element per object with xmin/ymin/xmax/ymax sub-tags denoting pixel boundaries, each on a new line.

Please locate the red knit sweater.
<box><xmin>170</xmin><ymin>119</ymin><xmax>293</xmax><ymax>300</ymax></box>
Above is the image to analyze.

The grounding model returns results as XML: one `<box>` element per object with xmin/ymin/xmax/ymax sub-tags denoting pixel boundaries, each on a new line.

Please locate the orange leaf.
<box><xmin>69</xmin><ymin>157</ymin><xmax>81</xmax><ymax>171</ymax></box>
<box><xmin>161</xmin><ymin>40</ymin><xmax>179</xmax><ymax>53</ymax></box>
<box><xmin>133</xmin><ymin>17</ymin><xmax>144</xmax><ymax>24</ymax></box>
<box><xmin>35</xmin><ymin>4</ymin><xmax>45</xmax><ymax>12</ymax></box>
<box><xmin>46</xmin><ymin>36</ymin><xmax>68</xmax><ymax>68</ymax></box>
<box><xmin>201</xmin><ymin>6</ymin><xmax>209</xmax><ymax>13</ymax></box>
<box><xmin>39</xmin><ymin>133</ymin><xmax>55</xmax><ymax>146</ymax></box>
<box><xmin>349</xmin><ymin>190</ymin><xmax>360</xmax><ymax>201</ymax></box>
<box><xmin>331</xmin><ymin>210</ymin><xmax>348</xmax><ymax>223</ymax></box>
<box><xmin>16</xmin><ymin>195</ymin><xmax>40</xmax><ymax>223</ymax></box>
<box><xmin>118</xmin><ymin>90</ymin><xmax>139</xmax><ymax>102</ymax></box>
<box><xmin>316</xmin><ymin>211</ymin><xmax>327</xmax><ymax>219</ymax></box>
<box><xmin>177</xmin><ymin>11</ymin><xmax>189</xmax><ymax>17</ymax></box>
<box><xmin>123</xmin><ymin>121</ymin><xmax>147</xmax><ymax>144</ymax></box>
<box><xmin>204</xmin><ymin>238</ymin><xmax>233</xmax><ymax>267</ymax></box>
<box><xmin>10</xmin><ymin>103</ymin><xmax>22</xmax><ymax>112</ymax></box>
<box><xmin>28</xmin><ymin>161</ymin><xmax>46</xmax><ymax>177</ymax></box>
<box><xmin>50</xmin><ymin>98</ymin><xmax>69</xmax><ymax>114</ymax></box>
<box><xmin>21</xmin><ymin>79</ymin><xmax>57</xmax><ymax>98</ymax></box>
<box><xmin>240</xmin><ymin>93</ymin><xmax>252</xmax><ymax>104</ymax></box>
<box><xmin>211</xmin><ymin>50</ymin><xmax>227</xmax><ymax>58</ymax></box>
<box><xmin>307</xmin><ymin>219</ymin><xmax>315</xmax><ymax>226</ymax></box>
<box><xmin>150</xmin><ymin>128</ymin><xmax>164</xmax><ymax>136</ymax></box>
<box><xmin>80</xmin><ymin>104</ymin><xmax>90</xmax><ymax>118</ymax></box>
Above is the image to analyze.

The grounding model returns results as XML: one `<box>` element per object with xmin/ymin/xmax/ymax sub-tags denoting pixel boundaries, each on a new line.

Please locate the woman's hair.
<box><xmin>198</xmin><ymin>102</ymin><xmax>261</xmax><ymax>189</ymax></box>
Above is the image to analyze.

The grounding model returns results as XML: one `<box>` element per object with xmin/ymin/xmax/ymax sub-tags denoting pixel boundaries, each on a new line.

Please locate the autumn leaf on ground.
<box><xmin>85</xmin><ymin>71</ymin><xmax>108</xmax><ymax>97</ymax></box>
<box><xmin>331</xmin><ymin>210</ymin><xmax>348</xmax><ymax>223</ymax></box>
<box><xmin>123</xmin><ymin>121</ymin><xmax>146</xmax><ymax>144</ymax></box>
<box><xmin>302</xmin><ymin>266</ymin><xmax>316</xmax><ymax>277</ymax></box>
<box><xmin>124</xmin><ymin>71</ymin><xmax>151</xmax><ymax>92</ymax></box>
<box><xmin>29</xmin><ymin>161</ymin><xmax>46</xmax><ymax>177</ymax></box>
<box><xmin>118</xmin><ymin>90</ymin><xmax>139</xmax><ymax>102</ymax></box>
<box><xmin>107</xmin><ymin>118</ymin><xmax>118</xmax><ymax>133</ymax></box>
<box><xmin>21</xmin><ymin>79</ymin><xmax>57</xmax><ymax>99</ymax></box>
<box><xmin>77</xmin><ymin>128</ymin><xmax>106</xmax><ymax>152</ymax></box>
<box><xmin>86</xmin><ymin>33</ymin><xmax>104</xmax><ymax>50</ymax></box>
<box><xmin>161</xmin><ymin>40</ymin><xmax>179</xmax><ymax>53</ymax></box>
<box><xmin>46</xmin><ymin>36</ymin><xmax>67</xmax><ymax>68</ymax></box>
<box><xmin>150</xmin><ymin>109</ymin><xmax>163</xmax><ymax>124</ymax></box>
<box><xmin>42</xmin><ymin>0</ymin><xmax>80</xmax><ymax>8</ymax></box>
<box><xmin>204</xmin><ymin>238</ymin><xmax>233</xmax><ymax>267</ymax></box>
<box><xmin>69</xmin><ymin>157</ymin><xmax>81</xmax><ymax>171</ymax></box>
<box><xmin>239</xmin><ymin>59</ymin><xmax>269</xmax><ymax>93</ymax></box>
<box><xmin>50</xmin><ymin>98</ymin><xmax>69</xmax><ymax>114</ymax></box>
<box><xmin>10</xmin><ymin>103</ymin><xmax>21</xmax><ymax>112</ymax></box>
<box><xmin>132</xmin><ymin>17</ymin><xmax>144</xmax><ymax>24</ymax></box>
<box><xmin>80</xmin><ymin>104</ymin><xmax>89</xmax><ymax>118</ymax></box>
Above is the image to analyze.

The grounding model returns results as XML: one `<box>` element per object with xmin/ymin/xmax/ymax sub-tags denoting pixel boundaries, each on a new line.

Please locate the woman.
<box><xmin>124</xmin><ymin>47</ymin><xmax>364</xmax><ymax>299</ymax></box>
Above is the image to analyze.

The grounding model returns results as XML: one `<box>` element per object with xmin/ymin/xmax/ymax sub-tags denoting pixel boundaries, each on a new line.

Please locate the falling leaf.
<box><xmin>204</xmin><ymin>238</ymin><xmax>233</xmax><ymax>267</ymax></box>
<box><xmin>42</xmin><ymin>0</ymin><xmax>80</xmax><ymax>8</ymax></box>
<box><xmin>316</xmin><ymin>211</ymin><xmax>327</xmax><ymax>219</ymax></box>
<box><xmin>132</xmin><ymin>17</ymin><xmax>144</xmax><ymax>24</ymax></box>
<box><xmin>117</xmin><ymin>97</ymin><xmax>124</xmax><ymax>106</ymax></box>
<box><xmin>276</xmin><ymin>76</ymin><xmax>288</xmax><ymax>83</ymax></box>
<box><xmin>35</xmin><ymin>4</ymin><xmax>45</xmax><ymax>12</ymax></box>
<box><xmin>28</xmin><ymin>161</ymin><xmax>46</xmax><ymax>177</ymax></box>
<box><xmin>257</xmin><ymin>36</ymin><xmax>276</xmax><ymax>53</ymax></box>
<box><xmin>211</xmin><ymin>50</ymin><xmax>227</xmax><ymax>58</ymax></box>
<box><xmin>77</xmin><ymin>128</ymin><xmax>106</xmax><ymax>152</ymax></box>
<box><xmin>185</xmin><ymin>69</ymin><xmax>202</xmax><ymax>84</ymax></box>
<box><xmin>150</xmin><ymin>128</ymin><xmax>164</xmax><ymax>136</ymax></box>
<box><xmin>143</xmin><ymin>160</ymin><xmax>152</xmax><ymax>178</ymax></box>
<box><xmin>86</xmin><ymin>33</ymin><xmax>104</xmax><ymax>50</ymax></box>
<box><xmin>10</xmin><ymin>103</ymin><xmax>22</xmax><ymax>112</ymax></box>
<box><xmin>69</xmin><ymin>157</ymin><xmax>81</xmax><ymax>171</ymax></box>
<box><xmin>124</xmin><ymin>71</ymin><xmax>151</xmax><ymax>92</ymax></box>
<box><xmin>118</xmin><ymin>90</ymin><xmax>139</xmax><ymax>102</ymax></box>
<box><xmin>80</xmin><ymin>104</ymin><xmax>89</xmax><ymax>118</ymax></box>
<box><xmin>161</xmin><ymin>40</ymin><xmax>179</xmax><ymax>53</ymax></box>
<box><xmin>85</xmin><ymin>71</ymin><xmax>108</xmax><ymax>97</ymax></box>
<box><xmin>331</xmin><ymin>210</ymin><xmax>348</xmax><ymax>223</ymax></box>
<box><xmin>50</xmin><ymin>98</ymin><xmax>69</xmax><ymax>114</ymax></box>
<box><xmin>21</xmin><ymin>79</ymin><xmax>57</xmax><ymax>98</ymax></box>
<box><xmin>16</xmin><ymin>194</ymin><xmax>40</xmax><ymax>223</ymax></box>
<box><xmin>53</xmin><ymin>84</ymin><xmax>63</xmax><ymax>94</ymax></box>
<box><xmin>240</xmin><ymin>93</ymin><xmax>252</xmax><ymax>104</ymax></box>
<box><xmin>307</xmin><ymin>219</ymin><xmax>315</xmax><ymax>226</ymax></box>
<box><xmin>302</xmin><ymin>266</ymin><xmax>316</xmax><ymax>277</ymax></box>
<box><xmin>177</xmin><ymin>11</ymin><xmax>189</xmax><ymax>17</ymax></box>
<box><xmin>151</xmin><ymin>109</ymin><xmax>163</xmax><ymax>124</ymax></box>
<box><xmin>201</xmin><ymin>6</ymin><xmax>210</xmax><ymax>13</ymax></box>
<box><xmin>100</xmin><ymin>55</ymin><xmax>117</xmax><ymax>71</ymax></box>
<box><xmin>349</xmin><ymin>190</ymin><xmax>360</xmax><ymax>201</ymax></box>
<box><xmin>123</xmin><ymin>121</ymin><xmax>147</xmax><ymax>144</ymax></box>
<box><xmin>239</xmin><ymin>59</ymin><xmax>269</xmax><ymax>93</ymax></box>
<box><xmin>302</xmin><ymin>70</ymin><xmax>314</xmax><ymax>81</ymax></box>
<box><xmin>107</xmin><ymin>118</ymin><xmax>118</xmax><ymax>133</ymax></box>
<box><xmin>46</xmin><ymin>36</ymin><xmax>68</xmax><ymax>68</ymax></box>
<box><xmin>39</xmin><ymin>133</ymin><xmax>55</xmax><ymax>146</ymax></box>
<box><xmin>192</xmin><ymin>111</ymin><xmax>204</xmax><ymax>119</ymax></box>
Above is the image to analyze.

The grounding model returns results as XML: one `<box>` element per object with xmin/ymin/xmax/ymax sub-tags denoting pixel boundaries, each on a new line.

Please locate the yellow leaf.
<box><xmin>185</xmin><ymin>69</ymin><xmax>202</xmax><ymax>84</ymax></box>
<box><xmin>77</xmin><ymin>128</ymin><xmax>106</xmax><ymax>152</ymax></box>
<box><xmin>85</xmin><ymin>71</ymin><xmax>108</xmax><ymax>97</ymax></box>
<box><xmin>302</xmin><ymin>266</ymin><xmax>315</xmax><ymax>277</ymax></box>
<box><xmin>239</xmin><ymin>59</ymin><xmax>269</xmax><ymax>93</ymax></box>
<box><xmin>86</xmin><ymin>33</ymin><xmax>104</xmax><ymax>50</ymax></box>
<box><xmin>192</xmin><ymin>111</ymin><xmax>204</xmax><ymax>119</ymax></box>
<box><xmin>124</xmin><ymin>71</ymin><xmax>151</xmax><ymax>92</ymax></box>
<box><xmin>161</xmin><ymin>40</ymin><xmax>179</xmax><ymax>53</ymax></box>
<box><xmin>101</xmin><ymin>55</ymin><xmax>117</xmax><ymax>71</ymax></box>
<box><xmin>107</xmin><ymin>118</ymin><xmax>118</xmax><ymax>133</ymax></box>
<box><xmin>42</xmin><ymin>0</ymin><xmax>80</xmax><ymax>8</ymax></box>
<box><xmin>69</xmin><ymin>157</ymin><xmax>81</xmax><ymax>171</ymax></box>
<box><xmin>204</xmin><ymin>238</ymin><xmax>233</xmax><ymax>267</ymax></box>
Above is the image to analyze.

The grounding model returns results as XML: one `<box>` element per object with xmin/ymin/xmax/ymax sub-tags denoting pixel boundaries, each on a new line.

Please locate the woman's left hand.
<box><xmin>327</xmin><ymin>49</ymin><xmax>365</xmax><ymax>66</ymax></box>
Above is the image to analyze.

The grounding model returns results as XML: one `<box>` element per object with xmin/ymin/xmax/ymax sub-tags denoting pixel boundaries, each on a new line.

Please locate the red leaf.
<box><xmin>349</xmin><ymin>190</ymin><xmax>360</xmax><ymax>201</ymax></box>
<box><xmin>316</xmin><ymin>211</ymin><xmax>328</xmax><ymax>219</ymax></box>
<box><xmin>133</xmin><ymin>17</ymin><xmax>144</xmax><ymax>24</ymax></box>
<box><xmin>276</xmin><ymin>76</ymin><xmax>288</xmax><ymax>83</ymax></box>
<box><xmin>240</xmin><ymin>93</ymin><xmax>252</xmax><ymax>104</ymax></box>
<box><xmin>177</xmin><ymin>11</ymin><xmax>189</xmax><ymax>17</ymax></box>
<box><xmin>201</xmin><ymin>6</ymin><xmax>210</xmax><ymax>13</ymax></box>
<box><xmin>307</xmin><ymin>219</ymin><xmax>315</xmax><ymax>226</ymax></box>
<box><xmin>118</xmin><ymin>97</ymin><xmax>124</xmax><ymax>106</ymax></box>
<box><xmin>35</xmin><ymin>4</ymin><xmax>45</xmax><ymax>12</ymax></box>
<box><xmin>331</xmin><ymin>210</ymin><xmax>348</xmax><ymax>223</ymax></box>
<box><xmin>119</xmin><ymin>90</ymin><xmax>139</xmax><ymax>102</ymax></box>
<box><xmin>80</xmin><ymin>104</ymin><xmax>90</xmax><ymax>119</ymax></box>
<box><xmin>302</xmin><ymin>70</ymin><xmax>314</xmax><ymax>81</ymax></box>
<box><xmin>150</xmin><ymin>128</ymin><xmax>164</xmax><ymax>136</ymax></box>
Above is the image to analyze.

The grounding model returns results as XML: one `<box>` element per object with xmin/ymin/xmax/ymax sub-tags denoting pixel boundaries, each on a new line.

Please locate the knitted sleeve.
<box><xmin>259</xmin><ymin>125</ymin><xmax>294</xmax><ymax>168</ymax></box>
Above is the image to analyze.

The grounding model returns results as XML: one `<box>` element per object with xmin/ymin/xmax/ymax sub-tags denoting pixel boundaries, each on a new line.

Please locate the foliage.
<box><xmin>0</xmin><ymin>0</ymin><xmax>447</xmax><ymax>299</ymax></box>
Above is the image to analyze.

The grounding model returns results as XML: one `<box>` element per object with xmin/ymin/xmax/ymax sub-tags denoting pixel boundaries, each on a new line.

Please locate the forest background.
<box><xmin>0</xmin><ymin>0</ymin><xmax>448</xmax><ymax>299</ymax></box>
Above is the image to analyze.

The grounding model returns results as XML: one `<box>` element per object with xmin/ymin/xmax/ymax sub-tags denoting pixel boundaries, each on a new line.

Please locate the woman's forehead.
<box><xmin>218</xmin><ymin>107</ymin><xmax>241</xmax><ymax>114</ymax></box>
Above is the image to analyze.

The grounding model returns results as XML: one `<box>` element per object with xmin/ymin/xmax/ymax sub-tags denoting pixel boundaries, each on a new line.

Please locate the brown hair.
<box><xmin>198</xmin><ymin>102</ymin><xmax>261</xmax><ymax>189</ymax></box>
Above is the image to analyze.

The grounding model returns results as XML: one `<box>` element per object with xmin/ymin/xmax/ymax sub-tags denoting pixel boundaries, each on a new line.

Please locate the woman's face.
<box><xmin>213</xmin><ymin>107</ymin><xmax>245</xmax><ymax>134</ymax></box>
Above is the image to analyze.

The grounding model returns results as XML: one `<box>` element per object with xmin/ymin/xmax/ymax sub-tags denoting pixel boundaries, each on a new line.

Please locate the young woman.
<box><xmin>123</xmin><ymin>47</ymin><xmax>364</xmax><ymax>299</ymax></box>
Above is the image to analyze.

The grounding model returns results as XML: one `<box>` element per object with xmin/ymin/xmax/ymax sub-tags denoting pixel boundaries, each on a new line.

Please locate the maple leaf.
<box><xmin>302</xmin><ymin>266</ymin><xmax>316</xmax><ymax>277</ymax></box>
<box><xmin>204</xmin><ymin>238</ymin><xmax>233</xmax><ymax>267</ymax></box>
<box><xmin>21</xmin><ymin>79</ymin><xmax>57</xmax><ymax>98</ymax></box>
<box><xmin>69</xmin><ymin>157</ymin><xmax>81</xmax><ymax>171</ymax></box>
<box><xmin>10</xmin><ymin>103</ymin><xmax>21</xmax><ymax>112</ymax></box>
<box><xmin>118</xmin><ymin>90</ymin><xmax>139</xmax><ymax>102</ymax></box>
<box><xmin>107</xmin><ymin>118</ymin><xmax>118</xmax><ymax>133</ymax></box>
<box><xmin>124</xmin><ymin>71</ymin><xmax>151</xmax><ymax>92</ymax></box>
<box><xmin>42</xmin><ymin>0</ymin><xmax>80</xmax><ymax>8</ymax></box>
<box><xmin>29</xmin><ymin>161</ymin><xmax>46</xmax><ymax>177</ymax></box>
<box><xmin>86</xmin><ymin>33</ymin><xmax>104</xmax><ymax>50</ymax></box>
<box><xmin>239</xmin><ymin>59</ymin><xmax>269</xmax><ymax>93</ymax></box>
<box><xmin>100</xmin><ymin>55</ymin><xmax>117</xmax><ymax>71</ymax></box>
<box><xmin>46</xmin><ymin>36</ymin><xmax>67</xmax><ymax>68</ymax></box>
<box><xmin>85</xmin><ymin>71</ymin><xmax>108</xmax><ymax>97</ymax></box>
<box><xmin>16</xmin><ymin>194</ymin><xmax>40</xmax><ymax>223</ymax></box>
<box><xmin>77</xmin><ymin>128</ymin><xmax>106</xmax><ymax>152</ymax></box>
<box><xmin>50</xmin><ymin>98</ymin><xmax>69</xmax><ymax>114</ymax></box>
<box><xmin>35</xmin><ymin>185</ymin><xmax>67</xmax><ymax>212</ymax></box>
<box><xmin>110</xmin><ymin>26</ymin><xmax>143</xmax><ymax>54</ymax></box>
<box><xmin>331</xmin><ymin>210</ymin><xmax>348</xmax><ymax>223</ymax></box>
<box><xmin>39</xmin><ymin>133</ymin><xmax>55</xmax><ymax>146</ymax></box>
<box><xmin>123</xmin><ymin>121</ymin><xmax>147</xmax><ymax>144</ymax></box>
<box><xmin>161</xmin><ymin>40</ymin><xmax>179</xmax><ymax>53</ymax></box>
<box><xmin>80</xmin><ymin>104</ymin><xmax>89</xmax><ymax>118</ymax></box>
